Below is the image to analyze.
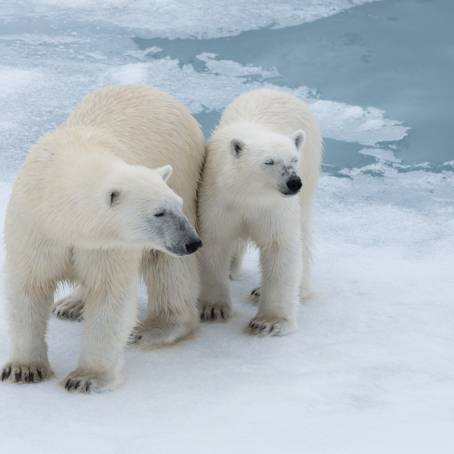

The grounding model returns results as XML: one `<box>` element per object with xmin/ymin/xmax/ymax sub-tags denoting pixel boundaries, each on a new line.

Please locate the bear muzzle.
<box><xmin>185</xmin><ymin>239</ymin><xmax>203</xmax><ymax>254</ymax></box>
<box><xmin>281</xmin><ymin>176</ymin><xmax>302</xmax><ymax>196</ymax></box>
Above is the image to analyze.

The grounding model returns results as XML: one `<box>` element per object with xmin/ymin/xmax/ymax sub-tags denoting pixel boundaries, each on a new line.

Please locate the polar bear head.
<box><xmin>215</xmin><ymin>125</ymin><xmax>305</xmax><ymax>198</ymax></box>
<box><xmin>95</xmin><ymin>163</ymin><xmax>201</xmax><ymax>256</ymax></box>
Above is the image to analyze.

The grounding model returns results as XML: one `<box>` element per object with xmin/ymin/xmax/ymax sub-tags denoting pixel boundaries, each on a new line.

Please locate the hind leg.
<box><xmin>53</xmin><ymin>285</ymin><xmax>86</xmax><ymax>321</ymax></box>
<box><xmin>230</xmin><ymin>240</ymin><xmax>247</xmax><ymax>280</ymax></box>
<box><xmin>130</xmin><ymin>252</ymin><xmax>199</xmax><ymax>349</ymax></box>
<box><xmin>300</xmin><ymin>251</ymin><xmax>312</xmax><ymax>300</ymax></box>
<box><xmin>300</xmin><ymin>204</ymin><xmax>313</xmax><ymax>300</ymax></box>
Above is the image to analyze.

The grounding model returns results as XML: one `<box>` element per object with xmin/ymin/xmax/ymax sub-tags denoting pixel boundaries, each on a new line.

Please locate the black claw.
<box><xmin>85</xmin><ymin>382</ymin><xmax>91</xmax><ymax>393</ymax></box>
<box><xmin>36</xmin><ymin>369</ymin><xmax>43</xmax><ymax>380</ymax></box>
<box><xmin>210</xmin><ymin>308</ymin><xmax>215</xmax><ymax>320</ymax></box>
<box><xmin>1</xmin><ymin>366</ymin><xmax>11</xmax><ymax>381</ymax></box>
<box><xmin>65</xmin><ymin>380</ymin><xmax>72</xmax><ymax>391</ymax></box>
<box><xmin>24</xmin><ymin>371</ymin><xmax>32</xmax><ymax>383</ymax></box>
<box><xmin>14</xmin><ymin>370</ymin><xmax>22</xmax><ymax>382</ymax></box>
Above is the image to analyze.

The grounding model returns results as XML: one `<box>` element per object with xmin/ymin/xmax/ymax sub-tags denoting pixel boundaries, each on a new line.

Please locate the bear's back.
<box><xmin>219</xmin><ymin>89</ymin><xmax>315</xmax><ymax>136</ymax></box>
<box><xmin>66</xmin><ymin>85</ymin><xmax>205</xmax><ymax>223</ymax></box>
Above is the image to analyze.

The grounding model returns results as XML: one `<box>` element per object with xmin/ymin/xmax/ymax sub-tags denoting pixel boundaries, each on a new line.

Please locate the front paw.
<box><xmin>199</xmin><ymin>302</ymin><xmax>231</xmax><ymax>322</ymax></box>
<box><xmin>63</xmin><ymin>368</ymin><xmax>121</xmax><ymax>394</ymax></box>
<box><xmin>247</xmin><ymin>316</ymin><xmax>296</xmax><ymax>337</ymax></box>
<box><xmin>1</xmin><ymin>361</ymin><xmax>53</xmax><ymax>384</ymax></box>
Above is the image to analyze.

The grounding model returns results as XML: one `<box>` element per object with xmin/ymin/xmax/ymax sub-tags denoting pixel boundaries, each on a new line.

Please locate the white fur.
<box><xmin>198</xmin><ymin>89</ymin><xmax>322</xmax><ymax>335</ymax></box>
<box><xmin>2</xmin><ymin>85</ymin><xmax>205</xmax><ymax>392</ymax></box>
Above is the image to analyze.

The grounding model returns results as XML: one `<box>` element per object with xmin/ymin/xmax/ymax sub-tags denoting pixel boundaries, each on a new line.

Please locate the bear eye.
<box><xmin>154</xmin><ymin>210</ymin><xmax>165</xmax><ymax>218</ymax></box>
<box><xmin>264</xmin><ymin>159</ymin><xmax>274</xmax><ymax>166</ymax></box>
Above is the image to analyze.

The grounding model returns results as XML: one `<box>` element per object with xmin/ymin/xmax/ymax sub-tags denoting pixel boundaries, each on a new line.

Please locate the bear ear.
<box><xmin>230</xmin><ymin>139</ymin><xmax>245</xmax><ymax>158</ymax></box>
<box><xmin>292</xmin><ymin>130</ymin><xmax>306</xmax><ymax>151</ymax></box>
<box><xmin>155</xmin><ymin>165</ymin><xmax>173</xmax><ymax>182</ymax></box>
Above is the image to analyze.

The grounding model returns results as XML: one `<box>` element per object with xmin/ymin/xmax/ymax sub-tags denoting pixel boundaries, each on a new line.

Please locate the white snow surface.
<box><xmin>1</xmin><ymin>169</ymin><xmax>453</xmax><ymax>454</ymax></box>
<box><xmin>1</xmin><ymin>0</ymin><xmax>380</xmax><ymax>38</ymax></box>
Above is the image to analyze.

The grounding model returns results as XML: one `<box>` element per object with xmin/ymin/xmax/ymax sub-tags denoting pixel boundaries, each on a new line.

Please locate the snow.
<box><xmin>1</xmin><ymin>170</ymin><xmax>453</xmax><ymax>453</ymax></box>
<box><xmin>0</xmin><ymin>67</ymin><xmax>43</xmax><ymax>97</ymax></box>
<box><xmin>310</xmin><ymin>99</ymin><xmax>409</xmax><ymax>146</ymax></box>
<box><xmin>1</xmin><ymin>1</ymin><xmax>381</xmax><ymax>38</ymax></box>
<box><xmin>358</xmin><ymin>147</ymin><xmax>401</xmax><ymax>163</ymax></box>
<box><xmin>1</xmin><ymin>0</ymin><xmax>453</xmax><ymax>452</ymax></box>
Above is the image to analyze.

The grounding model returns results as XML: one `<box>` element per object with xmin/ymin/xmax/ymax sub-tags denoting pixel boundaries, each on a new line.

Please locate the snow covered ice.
<box><xmin>0</xmin><ymin>1</ymin><xmax>453</xmax><ymax>453</ymax></box>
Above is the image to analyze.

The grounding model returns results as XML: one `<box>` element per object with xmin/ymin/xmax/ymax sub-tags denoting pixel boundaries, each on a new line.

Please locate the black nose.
<box><xmin>286</xmin><ymin>176</ymin><xmax>302</xmax><ymax>194</ymax></box>
<box><xmin>185</xmin><ymin>239</ymin><xmax>202</xmax><ymax>254</ymax></box>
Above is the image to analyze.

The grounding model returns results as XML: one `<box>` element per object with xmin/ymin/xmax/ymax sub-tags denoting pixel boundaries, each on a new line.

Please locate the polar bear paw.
<box><xmin>63</xmin><ymin>368</ymin><xmax>119</xmax><ymax>394</ymax></box>
<box><xmin>128</xmin><ymin>318</ymin><xmax>197</xmax><ymax>349</ymax></box>
<box><xmin>247</xmin><ymin>316</ymin><xmax>296</xmax><ymax>337</ymax></box>
<box><xmin>1</xmin><ymin>361</ymin><xmax>53</xmax><ymax>384</ymax></box>
<box><xmin>199</xmin><ymin>302</ymin><xmax>231</xmax><ymax>322</ymax></box>
<box><xmin>53</xmin><ymin>296</ymin><xmax>84</xmax><ymax>321</ymax></box>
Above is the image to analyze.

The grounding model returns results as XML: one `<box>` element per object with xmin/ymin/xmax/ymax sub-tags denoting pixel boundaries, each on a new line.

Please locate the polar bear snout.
<box><xmin>284</xmin><ymin>176</ymin><xmax>303</xmax><ymax>195</ymax></box>
<box><xmin>167</xmin><ymin>233</ymin><xmax>202</xmax><ymax>256</ymax></box>
<box><xmin>185</xmin><ymin>239</ymin><xmax>203</xmax><ymax>254</ymax></box>
<box><xmin>157</xmin><ymin>211</ymin><xmax>202</xmax><ymax>256</ymax></box>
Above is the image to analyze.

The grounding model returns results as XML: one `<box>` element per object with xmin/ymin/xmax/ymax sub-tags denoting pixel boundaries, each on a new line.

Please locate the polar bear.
<box><xmin>1</xmin><ymin>85</ymin><xmax>204</xmax><ymax>392</ymax></box>
<box><xmin>198</xmin><ymin>89</ymin><xmax>322</xmax><ymax>336</ymax></box>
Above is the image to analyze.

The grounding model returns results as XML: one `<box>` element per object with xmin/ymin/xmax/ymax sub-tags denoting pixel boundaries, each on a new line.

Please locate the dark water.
<box><xmin>0</xmin><ymin>0</ymin><xmax>452</xmax><ymax>177</ymax></box>
<box><xmin>134</xmin><ymin>0</ymin><xmax>454</xmax><ymax>172</ymax></box>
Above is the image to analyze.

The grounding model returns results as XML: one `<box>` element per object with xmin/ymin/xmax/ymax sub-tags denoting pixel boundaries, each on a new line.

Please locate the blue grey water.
<box><xmin>137</xmin><ymin>0</ymin><xmax>453</xmax><ymax>172</ymax></box>
<box><xmin>0</xmin><ymin>0</ymin><xmax>452</xmax><ymax>176</ymax></box>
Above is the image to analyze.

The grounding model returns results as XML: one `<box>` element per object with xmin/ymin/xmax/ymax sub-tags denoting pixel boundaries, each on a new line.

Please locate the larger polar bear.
<box><xmin>198</xmin><ymin>89</ymin><xmax>322</xmax><ymax>335</ymax></box>
<box><xmin>1</xmin><ymin>85</ymin><xmax>205</xmax><ymax>393</ymax></box>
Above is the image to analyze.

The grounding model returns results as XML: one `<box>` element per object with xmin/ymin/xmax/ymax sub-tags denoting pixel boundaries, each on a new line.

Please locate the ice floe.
<box><xmin>106</xmin><ymin>54</ymin><xmax>409</xmax><ymax>147</ymax></box>
<box><xmin>1</xmin><ymin>1</ymin><xmax>381</xmax><ymax>38</ymax></box>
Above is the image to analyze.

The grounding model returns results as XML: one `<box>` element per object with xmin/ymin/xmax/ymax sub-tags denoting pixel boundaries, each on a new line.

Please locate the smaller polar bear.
<box><xmin>198</xmin><ymin>89</ymin><xmax>322</xmax><ymax>335</ymax></box>
<box><xmin>1</xmin><ymin>86</ymin><xmax>203</xmax><ymax>393</ymax></box>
